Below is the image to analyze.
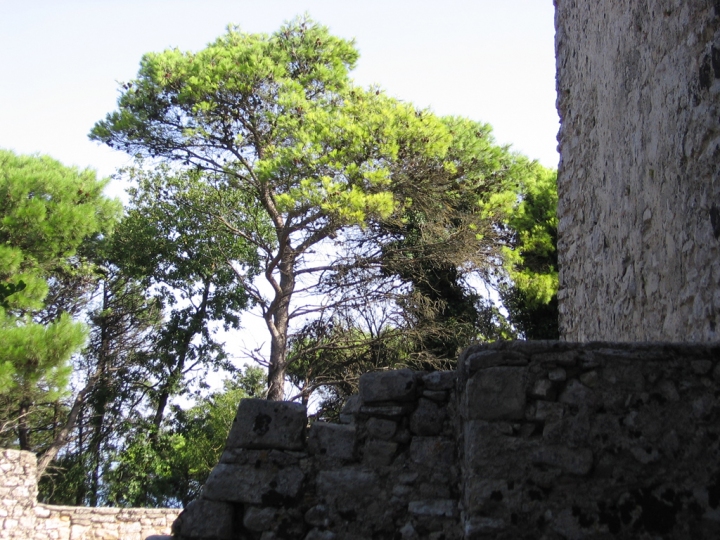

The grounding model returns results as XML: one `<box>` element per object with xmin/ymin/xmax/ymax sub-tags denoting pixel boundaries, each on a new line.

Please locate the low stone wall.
<box><xmin>0</xmin><ymin>448</ymin><xmax>179</xmax><ymax>540</ymax></box>
<box><xmin>34</xmin><ymin>505</ymin><xmax>178</xmax><ymax>540</ymax></box>
<box><xmin>174</xmin><ymin>341</ymin><xmax>720</xmax><ymax>539</ymax></box>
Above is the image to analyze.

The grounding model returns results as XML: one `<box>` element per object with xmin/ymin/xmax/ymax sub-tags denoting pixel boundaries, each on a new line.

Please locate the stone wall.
<box><xmin>0</xmin><ymin>448</ymin><xmax>179</xmax><ymax>540</ymax></box>
<box><xmin>0</xmin><ymin>449</ymin><xmax>38</xmax><ymax>539</ymax></box>
<box><xmin>173</xmin><ymin>341</ymin><xmax>720</xmax><ymax>539</ymax></box>
<box><xmin>555</xmin><ymin>0</ymin><xmax>720</xmax><ymax>341</ymax></box>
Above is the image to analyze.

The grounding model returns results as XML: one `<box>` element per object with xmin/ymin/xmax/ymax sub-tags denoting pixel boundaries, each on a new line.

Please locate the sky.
<box><xmin>0</xmin><ymin>1</ymin><xmax>558</xmax><ymax>380</ymax></box>
<box><xmin>0</xmin><ymin>0</ymin><xmax>558</xmax><ymax>193</ymax></box>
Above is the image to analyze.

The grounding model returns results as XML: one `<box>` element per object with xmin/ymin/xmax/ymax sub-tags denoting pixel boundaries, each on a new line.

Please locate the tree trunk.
<box><xmin>37</xmin><ymin>388</ymin><xmax>86</xmax><ymax>476</ymax></box>
<box><xmin>17</xmin><ymin>400</ymin><xmax>30</xmax><ymax>451</ymax></box>
<box><xmin>265</xmin><ymin>253</ymin><xmax>295</xmax><ymax>401</ymax></box>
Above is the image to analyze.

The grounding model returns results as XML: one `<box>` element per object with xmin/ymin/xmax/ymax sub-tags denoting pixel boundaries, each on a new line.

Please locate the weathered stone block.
<box><xmin>410</xmin><ymin>437</ymin><xmax>455</xmax><ymax>466</ymax></box>
<box><xmin>366</xmin><ymin>417</ymin><xmax>397</xmax><ymax>440</ymax></box>
<box><xmin>226</xmin><ymin>399</ymin><xmax>306</xmax><ymax>451</ymax></box>
<box><xmin>409</xmin><ymin>398</ymin><xmax>446</xmax><ymax>436</ymax></box>
<box><xmin>307</xmin><ymin>422</ymin><xmax>356</xmax><ymax>461</ymax></box>
<box><xmin>422</xmin><ymin>390</ymin><xmax>448</xmax><ymax>402</ymax></box>
<box><xmin>533</xmin><ymin>351</ymin><xmax>577</xmax><ymax>366</ymax></box>
<box><xmin>339</xmin><ymin>395</ymin><xmax>361</xmax><ymax>424</ymax></box>
<box><xmin>304</xmin><ymin>504</ymin><xmax>330</xmax><ymax>528</ymax></box>
<box><xmin>363</xmin><ymin>440</ymin><xmax>398</xmax><ymax>467</ymax></box>
<box><xmin>465</xmin><ymin>349</ymin><xmax>528</xmax><ymax>372</ymax></box>
<box><xmin>530</xmin><ymin>446</ymin><xmax>593</xmax><ymax>476</ymax></box>
<box><xmin>359</xmin><ymin>403</ymin><xmax>414</xmax><ymax>418</ymax></box>
<box><xmin>316</xmin><ymin>469</ymin><xmax>379</xmax><ymax>512</ymax></box>
<box><xmin>422</xmin><ymin>370</ymin><xmax>456</xmax><ymax>391</ymax></box>
<box><xmin>531</xmin><ymin>378</ymin><xmax>557</xmax><ymax>400</ymax></box>
<box><xmin>558</xmin><ymin>379</ymin><xmax>596</xmax><ymax>407</ymax></box>
<box><xmin>465</xmin><ymin>367</ymin><xmax>527</xmax><ymax>420</ymax></box>
<box><xmin>360</xmin><ymin>369</ymin><xmax>417</xmax><ymax>403</ymax></box>
<box><xmin>203</xmin><ymin>463</ymin><xmax>304</xmax><ymax>505</ymax></box>
<box><xmin>243</xmin><ymin>506</ymin><xmax>277</xmax><ymax>532</ymax></box>
<box><xmin>407</xmin><ymin>499</ymin><xmax>457</xmax><ymax>517</ymax></box>
<box><xmin>304</xmin><ymin>529</ymin><xmax>336</xmax><ymax>540</ymax></box>
<box><xmin>173</xmin><ymin>499</ymin><xmax>235</xmax><ymax>540</ymax></box>
<box><xmin>464</xmin><ymin>516</ymin><xmax>506</xmax><ymax>539</ymax></box>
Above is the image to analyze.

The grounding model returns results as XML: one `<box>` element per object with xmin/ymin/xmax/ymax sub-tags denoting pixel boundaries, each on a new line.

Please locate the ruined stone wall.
<box><xmin>174</xmin><ymin>341</ymin><xmax>720</xmax><ymax>539</ymax></box>
<box><xmin>555</xmin><ymin>1</ymin><xmax>720</xmax><ymax>341</ymax></box>
<box><xmin>0</xmin><ymin>448</ymin><xmax>179</xmax><ymax>540</ymax></box>
<box><xmin>0</xmin><ymin>449</ymin><xmax>38</xmax><ymax>539</ymax></box>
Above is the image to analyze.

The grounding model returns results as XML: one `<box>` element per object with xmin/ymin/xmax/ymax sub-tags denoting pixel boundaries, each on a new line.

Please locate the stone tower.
<box><xmin>555</xmin><ymin>1</ymin><xmax>720</xmax><ymax>341</ymax></box>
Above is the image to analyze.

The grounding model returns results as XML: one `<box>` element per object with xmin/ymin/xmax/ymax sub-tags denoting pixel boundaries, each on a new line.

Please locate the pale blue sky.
<box><xmin>0</xmin><ymin>0</ymin><xmax>558</xmax><ymax>194</ymax></box>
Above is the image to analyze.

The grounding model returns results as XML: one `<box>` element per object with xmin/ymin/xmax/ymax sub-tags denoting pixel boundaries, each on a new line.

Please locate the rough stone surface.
<box><xmin>173</xmin><ymin>499</ymin><xmax>234</xmax><ymax>539</ymax></box>
<box><xmin>307</xmin><ymin>422</ymin><xmax>356</xmax><ymax>461</ymax></box>
<box><xmin>226</xmin><ymin>398</ymin><xmax>306</xmax><ymax>450</ymax></box>
<box><xmin>464</xmin><ymin>366</ymin><xmax>527</xmax><ymax>420</ymax></box>
<box><xmin>556</xmin><ymin>0</ymin><xmax>720</xmax><ymax>341</ymax></box>
<box><xmin>359</xmin><ymin>368</ymin><xmax>417</xmax><ymax>403</ymax></box>
<box><xmin>457</xmin><ymin>341</ymin><xmax>720</xmax><ymax>539</ymax></box>
<box><xmin>203</xmin><ymin>463</ymin><xmax>304</xmax><ymax>504</ymax></box>
<box><xmin>173</xmin><ymin>364</ymin><xmax>461</xmax><ymax>539</ymax></box>
<box><xmin>168</xmin><ymin>341</ymin><xmax>720</xmax><ymax>539</ymax></box>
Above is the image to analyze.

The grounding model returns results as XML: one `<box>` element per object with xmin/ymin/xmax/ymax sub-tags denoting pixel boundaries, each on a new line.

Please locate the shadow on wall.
<box><xmin>172</xmin><ymin>341</ymin><xmax>720</xmax><ymax>540</ymax></box>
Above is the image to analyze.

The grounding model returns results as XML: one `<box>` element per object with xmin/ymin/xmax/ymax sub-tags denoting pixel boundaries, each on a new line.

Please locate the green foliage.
<box><xmin>374</xmin><ymin>116</ymin><xmax>527</xmax><ymax>359</ymax></box>
<box><xmin>91</xmin><ymin>16</ymin><xmax>453</xmax><ymax>399</ymax></box>
<box><xmin>0</xmin><ymin>149</ymin><xmax>120</xmax><ymax>451</ymax></box>
<box><xmin>110</xmin><ymin>165</ymin><xmax>259</xmax><ymax>429</ymax></box>
<box><xmin>495</xmin><ymin>165</ymin><xmax>559</xmax><ymax>338</ymax></box>
<box><xmin>102</xmin><ymin>367</ymin><xmax>265</xmax><ymax>507</ymax></box>
<box><xmin>112</xmin><ymin>164</ymin><xmax>259</xmax><ymax>331</ymax></box>
<box><xmin>0</xmin><ymin>150</ymin><xmax>120</xmax><ymax>313</ymax></box>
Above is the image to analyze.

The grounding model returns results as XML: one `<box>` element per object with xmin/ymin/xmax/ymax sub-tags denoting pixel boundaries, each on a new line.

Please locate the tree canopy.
<box><xmin>0</xmin><ymin>149</ymin><xmax>121</xmax><ymax>449</ymax></box>
<box><xmin>0</xmin><ymin>16</ymin><xmax>562</xmax><ymax>509</ymax></box>
<box><xmin>91</xmin><ymin>17</ymin><xmax>452</xmax><ymax>399</ymax></box>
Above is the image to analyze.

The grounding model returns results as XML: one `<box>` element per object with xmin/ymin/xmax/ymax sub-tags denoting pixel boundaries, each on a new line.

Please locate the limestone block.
<box><xmin>422</xmin><ymin>371</ymin><xmax>456</xmax><ymax>391</ymax></box>
<box><xmin>407</xmin><ymin>499</ymin><xmax>457</xmax><ymax>517</ymax></box>
<box><xmin>359</xmin><ymin>403</ymin><xmax>414</xmax><ymax>419</ymax></box>
<box><xmin>338</xmin><ymin>395</ymin><xmax>361</xmax><ymax>424</ymax></box>
<box><xmin>316</xmin><ymin>469</ymin><xmax>379</xmax><ymax>512</ymax></box>
<box><xmin>558</xmin><ymin>379</ymin><xmax>596</xmax><ymax>407</ymax></box>
<box><xmin>531</xmin><ymin>379</ymin><xmax>557</xmax><ymax>400</ymax></box>
<box><xmin>464</xmin><ymin>349</ymin><xmax>528</xmax><ymax>372</ymax></box>
<box><xmin>465</xmin><ymin>367</ymin><xmax>527</xmax><ymax>420</ymax></box>
<box><xmin>362</xmin><ymin>440</ymin><xmax>398</xmax><ymax>467</ymax></box>
<box><xmin>409</xmin><ymin>437</ymin><xmax>455</xmax><ymax>466</ymax></box>
<box><xmin>409</xmin><ymin>399</ymin><xmax>446</xmax><ymax>436</ymax></box>
<box><xmin>365</xmin><ymin>418</ymin><xmax>397</xmax><ymax>440</ymax></box>
<box><xmin>203</xmin><ymin>463</ymin><xmax>304</xmax><ymax>505</ymax></box>
<box><xmin>304</xmin><ymin>529</ymin><xmax>336</xmax><ymax>540</ymax></box>
<box><xmin>304</xmin><ymin>504</ymin><xmax>330</xmax><ymax>528</ymax></box>
<box><xmin>226</xmin><ymin>399</ymin><xmax>307</xmax><ymax>451</ymax></box>
<box><xmin>173</xmin><ymin>499</ymin><xmax>235</xmax><ymax>540</ymax></box>
<box><xmin>307</xmin><ymin>422</ymin><xmax>356</xmax><ymax>461</ymax></box>
<box><xmin>359</xmin><ymin>369</ymin><xmax>417</xmax><ymax>403</ymax></box>
<box><xmin>464</xmin><ymin>517</ymin><xmax>506</xmax><ymax>539</ymax></box>
<box><xmin>243</xmin><ymin>506</ymin><xmax>277</xmax><ymax>532</ymax></box>
<box><xmin>530</xmin><ymin>446</ymin><xmax>593</xmax><ymax>476</ymax></box>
